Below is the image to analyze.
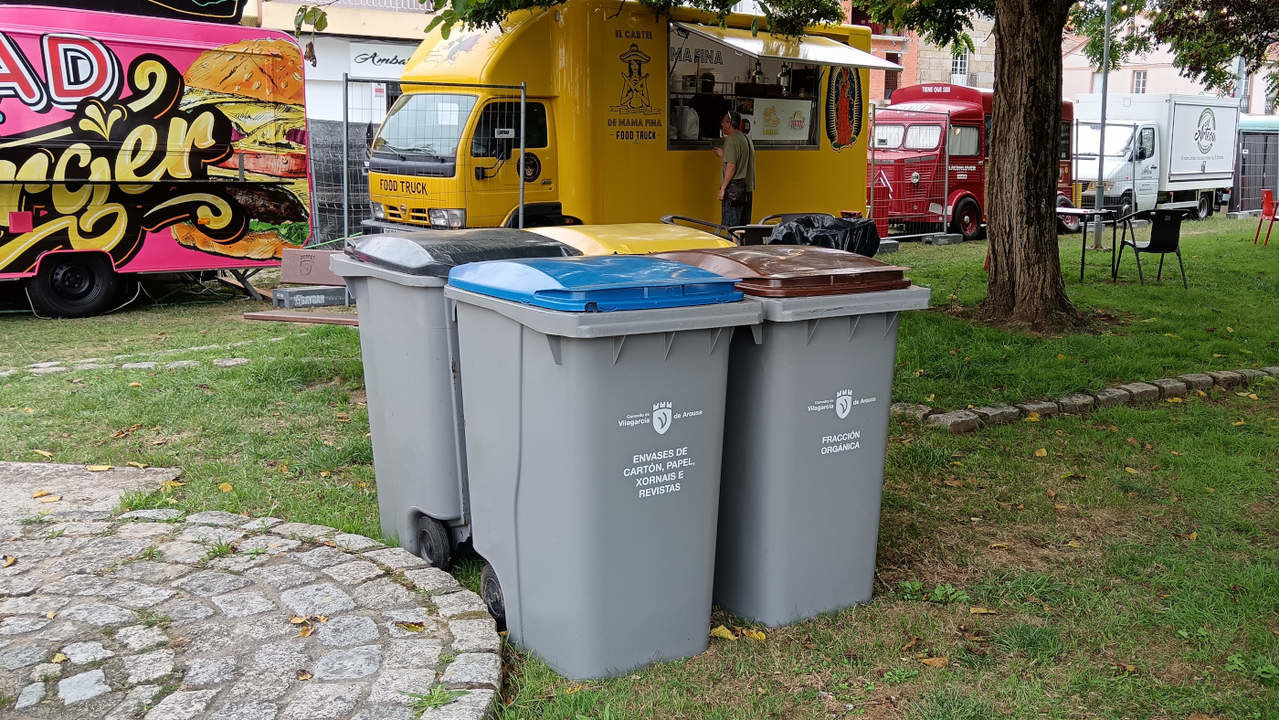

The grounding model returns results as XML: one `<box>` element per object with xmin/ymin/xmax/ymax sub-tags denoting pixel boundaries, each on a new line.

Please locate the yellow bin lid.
<box><xmin>528</xmin><ymin>223</ymin><xmax>735</xmax><ymax>256</ymax></box>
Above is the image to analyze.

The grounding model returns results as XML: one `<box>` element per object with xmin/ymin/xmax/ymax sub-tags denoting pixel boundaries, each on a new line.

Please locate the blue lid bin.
<box><xmin>327</xmin><ymin>230</ymin><xmax>578</xmax><ymax>571</ymax></box>
<box><xmin>443</xmin><ymin>256</ymin><xmax>760</xmax><ymax>680</ymax></box>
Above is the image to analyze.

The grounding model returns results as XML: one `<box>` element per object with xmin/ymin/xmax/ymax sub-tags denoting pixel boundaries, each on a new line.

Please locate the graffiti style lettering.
<box><xmin>42</xmin><ymin>34</ymin><xmax>121</xmax><ymax>110</ymax></box>
<box><xmin>0</xmin><ymin>33</ymin><xmax>47</xmax><ymax>113</ymax></box>
<box><xmin>0</xmin><ymin>52</ymin><xmax>250</xmax><ymax>273</ymax></box>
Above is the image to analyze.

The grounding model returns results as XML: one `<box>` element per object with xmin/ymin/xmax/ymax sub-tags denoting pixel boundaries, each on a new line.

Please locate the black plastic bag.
<box><xmin>766</xmin><ymin>215</ymin><xmax>880</xmax><ymax>257</ymax></box>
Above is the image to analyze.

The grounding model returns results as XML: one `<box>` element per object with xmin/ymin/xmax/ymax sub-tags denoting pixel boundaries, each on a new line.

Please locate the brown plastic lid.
<box><xmin>651</xmin><ymin>246</ymin><xmax>911</xmax><ymax>297</ymax></box>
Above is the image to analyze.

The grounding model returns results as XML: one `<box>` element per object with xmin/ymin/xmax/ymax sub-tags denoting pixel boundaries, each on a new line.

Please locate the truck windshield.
<box><xmin>1075</xmin><ymin>123</ymin><xmax>1133</xmax><ymax>157</ymax></box>
<box><xmin>375</xmin><ymin>93</ymin><xmax>478</xmax><ymax>160</ymax></box>
<box><xmin>904</xmin><ymin>125</ymin><xmax>941</xmax><ymax>150</ymax></box>
<box><xmin>873</xmin><ymin>124</ymin><xmax>904</xmax><ymax>148</ymax></box>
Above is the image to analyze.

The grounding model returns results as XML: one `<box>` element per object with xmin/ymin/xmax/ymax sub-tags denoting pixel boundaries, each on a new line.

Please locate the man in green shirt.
<box><xmin>714</xmin><ymin>110</ymin><xmax>755</xmax><ymax>227</ymax></box>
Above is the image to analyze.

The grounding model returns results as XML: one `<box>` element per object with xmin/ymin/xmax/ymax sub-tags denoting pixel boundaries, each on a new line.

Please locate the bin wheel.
<box><xmin>413</xmin><ymin>515</ymin><xmax>452</xmax><ymax>569</ymax></box>
<box><xmin>480</xmin><ymin>562</ymin><xmax>506</xmax><ymax>630</ymax></box>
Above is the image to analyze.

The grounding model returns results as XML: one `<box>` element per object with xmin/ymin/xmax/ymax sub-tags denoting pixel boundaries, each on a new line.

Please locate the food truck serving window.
<box><xmin>472</xmin><ymin>102</ymin><xmax>548</xmax><ymax>158</ymax></box>
<box><xmin>666</xmin><ymin>25</ymin><xmax>821</xmax><ymax>149</ymax></box>
<box><xmin>376</xmin><ymin>93</ymin><xmax>479</xmax><ymax>162</ymax></box>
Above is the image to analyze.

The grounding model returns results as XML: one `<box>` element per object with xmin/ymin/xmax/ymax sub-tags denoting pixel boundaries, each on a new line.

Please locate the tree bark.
<box><xmin>982</xmin><ymin>0</ymin><xmax>1080</xmax><ymax>329</ymax></box>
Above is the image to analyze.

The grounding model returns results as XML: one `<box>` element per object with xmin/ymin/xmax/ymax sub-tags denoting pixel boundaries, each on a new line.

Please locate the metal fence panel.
<box><xmin>867</xmin><ymin>104</ymin><xmax>952</xmax><ymax>238</ymax></box>
<box><xmin>1232</xmin><ymin>131</ymin><xmax>1279</xmax><ymax>213</ymax></box>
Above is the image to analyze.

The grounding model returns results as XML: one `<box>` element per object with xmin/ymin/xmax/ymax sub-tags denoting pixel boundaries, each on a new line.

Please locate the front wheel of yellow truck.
<box><xmin>26</xmin><ymin>253</ymin><xmax>123</xmax><ymax>318</ymax></box>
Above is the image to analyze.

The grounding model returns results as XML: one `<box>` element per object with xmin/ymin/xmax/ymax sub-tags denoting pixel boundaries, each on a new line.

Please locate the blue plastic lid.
<box><xmin>446</xmin><ymin>256</ymin><xmax>743</xmax><ymax>312</ymax></box>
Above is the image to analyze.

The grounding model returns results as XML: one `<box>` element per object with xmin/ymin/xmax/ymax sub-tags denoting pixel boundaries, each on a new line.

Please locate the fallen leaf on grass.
<box><xmin>22</xmin><ymin>407</ymin><xmax>34</xmax><ymax>413</ymax></box>
<box><xmin>32</xmin><ymin>449</ymin><xmax>52</xmax><ymax>459</ymax></box>
<box><xmin>562</xmin><ymin>685</ymin><xmax>584</xmax><ymax>695</ymax></box>
<box><xmin>743</xmin><ymin>629</ymin><xmax>766</xmax><ymax>642</ymax></box>
<box><xmin>988</xmin><ymin>542</ymin><xmax>1010</xmax><ymax>550</ymax></box>
<box><xmin>161</xmin><ymin>479</ymin><xmax>183</xmax><ymax>491</ymax></box>
<box><xmin>1054</xmin><ymin>503</ymin><xmax>1068</xmax><ymax>511</ymax></box>
<box><xmin>1196</xmin><ymin>389</ymin><xmax>1207</xmax><ymax>397</ymax></box>
<box><xmin>1066</xmin><ymin>540</ymin><xmax>1084</xmax><ymax>548</ymax></box>
<box><xmin>128</xmin><ymin>382</ymin><xmax>142</xmax><ymax>388</ymax></box>
<box><xmin>320</xmin><ymin>471</ymin><xmax>331</xmax><ymax>479</ymax></box>
<box><xmin>1170</xmin><ymin>451</ymin><xmax>1183</xmax><ymax>456</ymax></box>
<box><xmin>290</xmin><ymin>616</ymin><xmax>308</xmax><ymax>624</ymax></box>
<box><xmin>1248</xmin><ymin>394</ymin><xmax>1259</xmax><ymax>401</ymax></box>
<box><xmin>1034</xmin><ymin>448</ymin><xmax>1047</xmax><ymax>458</ymax></box>
<box><xmin>31</xmin><ymin>490</ymin><xmax>51</xmax><ymax>499</ymax></box>
<box><xmin>943</xmin><ymin>479</ymin><xmax>964</xmax><ymax>488</ymax></box>
<box><xmin>709</xmin><ymin>625</ymin><xmax>736</xmax><ymax>641</ymax></box>
<box><xmin>1189</xmin><ymin>532</ymin><xmax>1198</xmax><ymax>542</ymax></box>
<box><xmin>1114</xmin><ymin>663</ymin><xmax>1136</xmax><ymax>674</ymax></box>
<box><xmin>127</xmin><ymin>461</ymin><xmax>148</xmax><ymax>469</ymax></box>
<box><xmin>218</xmin><ymin>483</ymin><xmax>233</xmax><ymax>493</ymax></box>
<box><xmin>901</xmin><ymin>637</ymin><xmax>919</xmax><ymax>651</ymax></box>
<box><xmin>2</xmin><ymin>556</ymin><xmax>15</xmax><ymax>568</ymax></box>
<box><xmin>1205</xmin><ymin>487</ymin><xmax>1216</xmax><ymax>493</ymax></box>
<box><xmin>37</xmin><ymin>495</ymin><xmax>62</xmax><ymax>504</ymax></box>
<box><xmin>52</xmin><ymin>653</ymin><xmax>67</xmax><ymax>664</ymax></box>
<box><xmin>296</xmin><ymin>669</ymin><xmax>312</xmax><ymax>681</ymax></box>
<box><xmin>1046</xmin><ymin>488</ymin><xmax>1057</xmax><ymax>498</ymax></box>
<box><xmin>1124</xmin><ymin>467</ymin><xmax>1139</xmax><ymax>475</ymax></box>
<box><xmin>1024</xmin><ymin>412</ymin><xmax>1040</xmax><ymax>423</ymax></box>
<box><xmin>924</xmin><ymin>394</ymin><xmax>935</xmax><ymax>402</ymax></box>
<box><xmin>298</xmin><ymin>624</ymin><xmax>314</xmax><ymax>638</ymax></box>
<box><xmin>1166</xmin><ymin>397</ymin><xmax>1184</xmax><ymax>403</ymax></box>
<box><xmin>919</xmin><ymin>657</ymin><xmax>949</xmax><ymax>668</ymax></box>
<box><xmin>1212</xmin><ymin>353</ymin><xmax>1226</xmax><ymax>359</ymax></box>
<box><xmin>85</xmin><ymin>465</ymin><xmax>113</xmax><ymax>472</ymax></box>
<box><xmin>969</xmin><ymin>607</ymin><xmax>998</xmax><ymax>615</ymax></box>
<box><xmin>1231</xmin><ymin>420</ymin><xmax>1246</xmax><ymax>427</ymax></box>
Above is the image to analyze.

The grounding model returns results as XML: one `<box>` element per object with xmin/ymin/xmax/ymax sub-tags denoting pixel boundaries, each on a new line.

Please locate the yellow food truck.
<box><xmin>365</xmin><ymin>0</ymin><xmax>896</xmax><ymax>230</ymax></box>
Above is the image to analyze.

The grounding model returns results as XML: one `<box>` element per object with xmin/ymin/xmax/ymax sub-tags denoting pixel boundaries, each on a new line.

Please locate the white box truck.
<box><xmin>1074</xmin><ymin>93</ymin><xmax>1239</xmax><ymax>219</ymax></box>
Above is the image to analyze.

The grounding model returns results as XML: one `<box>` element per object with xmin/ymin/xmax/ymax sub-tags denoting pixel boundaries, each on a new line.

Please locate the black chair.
<box><xmin>1114</xmin><ymin>208</ymin><xmax>1191</xmax><ymax>288</ymax></box>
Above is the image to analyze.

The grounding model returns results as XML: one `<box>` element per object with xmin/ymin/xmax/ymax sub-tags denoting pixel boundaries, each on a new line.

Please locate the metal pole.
<box><xmin>1092</xmin><ymin>0</ymin><xmax>1112</xmax><ymax>248</ymax></box>
<box><xmin>942</xmin><ymin>112</ymin><xmax>950</xmax><ymax>231</ymax></box>
<box><xmin>342</xmin><ymin>72</ymin><xmax>350</xmax><ymax>241</ymax></box>
<box><xmin>518</xmin><ymin>82</ymin><xmax>526</xmax><ymax>229</ymax></box>
<box><xmin>868</xmin><ymin>104</ymin><xmax>875</xmax><ymax>221</ymax></box>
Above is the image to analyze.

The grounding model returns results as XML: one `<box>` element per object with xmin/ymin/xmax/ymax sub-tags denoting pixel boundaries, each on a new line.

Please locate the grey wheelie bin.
<box><xmin>443</xmin><ymin>255</ymin><xmax>761</xmax><ymax>680</ymax></box>
<box><xmin>330</xmin><ymin>230</ymin><xmax>579</xmax><ymax>568</ymax></box>
<box><xmin>653</xmin><ymin>246</ymin><xmax>931</xmax><ymax>626</ymax></box>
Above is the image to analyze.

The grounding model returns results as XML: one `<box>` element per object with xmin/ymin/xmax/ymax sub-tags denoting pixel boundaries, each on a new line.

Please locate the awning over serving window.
<box><xmin>672</xmin><ymin>22</ymin><xmax>903</xmax><ymax>70</ymax></box>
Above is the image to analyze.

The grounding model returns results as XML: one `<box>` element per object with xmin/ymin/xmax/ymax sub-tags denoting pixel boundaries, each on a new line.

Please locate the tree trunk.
<box><xmin>982</xmin><ymin>0</ymin><xmax>1080</xmax><ymax>329</ymax></box>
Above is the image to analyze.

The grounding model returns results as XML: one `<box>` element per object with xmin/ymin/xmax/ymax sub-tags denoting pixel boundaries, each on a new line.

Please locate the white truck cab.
<box><xmin>1074</xmin><ymin>93</ymin><xmax>1238</xmax><ymax>218</ymax></box>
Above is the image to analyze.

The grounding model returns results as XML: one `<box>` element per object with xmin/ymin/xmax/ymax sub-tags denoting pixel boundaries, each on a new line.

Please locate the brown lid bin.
<box><xmin>651</xmin><ymin>246</ymin><xmax>910</xmax><ymax>297</ymax></box>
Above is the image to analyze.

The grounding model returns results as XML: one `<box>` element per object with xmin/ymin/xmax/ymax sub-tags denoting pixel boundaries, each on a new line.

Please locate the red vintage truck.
<box><xmin>868</xmin><ymin>83</ymin><xmax>1078</xmax><ymax>240</ymax></box>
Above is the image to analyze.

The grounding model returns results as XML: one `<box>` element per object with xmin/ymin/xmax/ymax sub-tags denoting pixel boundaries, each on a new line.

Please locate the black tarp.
<box><xmin>766</xmin><ymin>215</ymin><xmax>880</xmax><ymax>257</ymax></box>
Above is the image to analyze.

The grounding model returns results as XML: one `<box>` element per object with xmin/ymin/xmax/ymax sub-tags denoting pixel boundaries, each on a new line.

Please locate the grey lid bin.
<box><xmin>653</xmin><ymin>246</ymin><xmax>931</xmax><ymax>627</ymax></box>
<box><xmin>444</xmin><ymin>256</ymin><xmax>761</xmax><ymax>680</ymax></box>
<box><xmin>329</xmin><ymin>229</ymin><xmax>578</xmax><ymax>565</ymax></box>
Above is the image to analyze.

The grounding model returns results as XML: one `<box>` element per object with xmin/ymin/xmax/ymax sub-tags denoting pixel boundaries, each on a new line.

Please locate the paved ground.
<box><xmin>0</xmin><ymin>464</ymin><xmax>500</xmax><ymax>720</ymax></box>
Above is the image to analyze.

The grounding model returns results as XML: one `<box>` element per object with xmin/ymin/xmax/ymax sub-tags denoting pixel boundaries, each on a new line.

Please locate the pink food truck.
<box><xmin>0</xmin><ymin>4</ymin><xmax>311</xmax><ymax>316</ymax></box>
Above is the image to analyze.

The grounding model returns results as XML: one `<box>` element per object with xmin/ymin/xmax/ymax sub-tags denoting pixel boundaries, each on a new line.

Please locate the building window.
<box><xmin>950</xmin><ymin>52</ymin><xmax>969</xmax><ymax>85</ymax></box>
<box><xmin>884</xmin><ymin>52</ymin><xmax>901</xmax><ymax>97</ymax></box>
<box><xmin>1133</xmin><ymin>70</ymin><xmax>1147</xmax><ymax>94</ymax></box>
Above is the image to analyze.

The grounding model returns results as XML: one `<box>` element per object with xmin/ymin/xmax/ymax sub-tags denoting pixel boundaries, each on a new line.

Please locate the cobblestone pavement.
<box><xmin>0</xmin><ymin>509</ymin><xmax>499</xmax><ymax>720</ymax></box>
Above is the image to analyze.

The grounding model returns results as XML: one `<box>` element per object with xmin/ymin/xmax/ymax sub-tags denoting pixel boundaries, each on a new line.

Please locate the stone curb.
<box><xmin>897</xmin><ymin>366</ymin><xmax>1279</xmax><ymax>434</ymax></box>
<box><xmin>0</xmin><ymin>509</ymin><xmax>500</xmax><ymax>720</ymax></box>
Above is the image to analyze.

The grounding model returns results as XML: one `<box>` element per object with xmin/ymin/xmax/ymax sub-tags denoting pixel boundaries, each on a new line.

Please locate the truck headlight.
<box><xmin>372</xmin><ymin>203</ymin><xmax>385</xmax><ymax>220</ymax></box>
<box><xmin>1101</xmin><ymin>181</ymin><xmax>1115</xmax><ymax>193</ymax></box>
<box><xmin>428</xmin><ymin>208</ymin><xmax>466</xmax><ymax>229</ymax></box>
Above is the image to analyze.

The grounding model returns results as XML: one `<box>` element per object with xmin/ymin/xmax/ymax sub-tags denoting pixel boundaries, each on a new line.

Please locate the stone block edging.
<box><xmin>895</xmin><ymin>366</ymin><xmax>1279</xmax><ymax>434</ymax></box>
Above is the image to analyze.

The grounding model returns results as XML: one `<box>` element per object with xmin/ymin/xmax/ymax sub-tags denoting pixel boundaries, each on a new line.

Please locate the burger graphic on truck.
<box><xmin>175</xmin><ymin>38</ymin><xmax>310</xmax><ymax>259</ymax></box>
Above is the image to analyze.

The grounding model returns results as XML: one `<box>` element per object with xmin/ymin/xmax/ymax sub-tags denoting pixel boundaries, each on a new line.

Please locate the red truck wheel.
<box><xmin>951</xmin><ymin>198</ymin><xmax>983</xmax><ymax>241</ymax></box>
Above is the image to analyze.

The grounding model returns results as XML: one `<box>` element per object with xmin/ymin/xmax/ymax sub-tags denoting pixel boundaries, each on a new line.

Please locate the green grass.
<box><xmin>0</xmin><ymin>216</ymin><xmax>1276</xmax><ymax>718</ymax></box>
<box><xmin>893</xmin><ymin>215</ymin><xmax>1279</xmax><ymax>407</ymax></box>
